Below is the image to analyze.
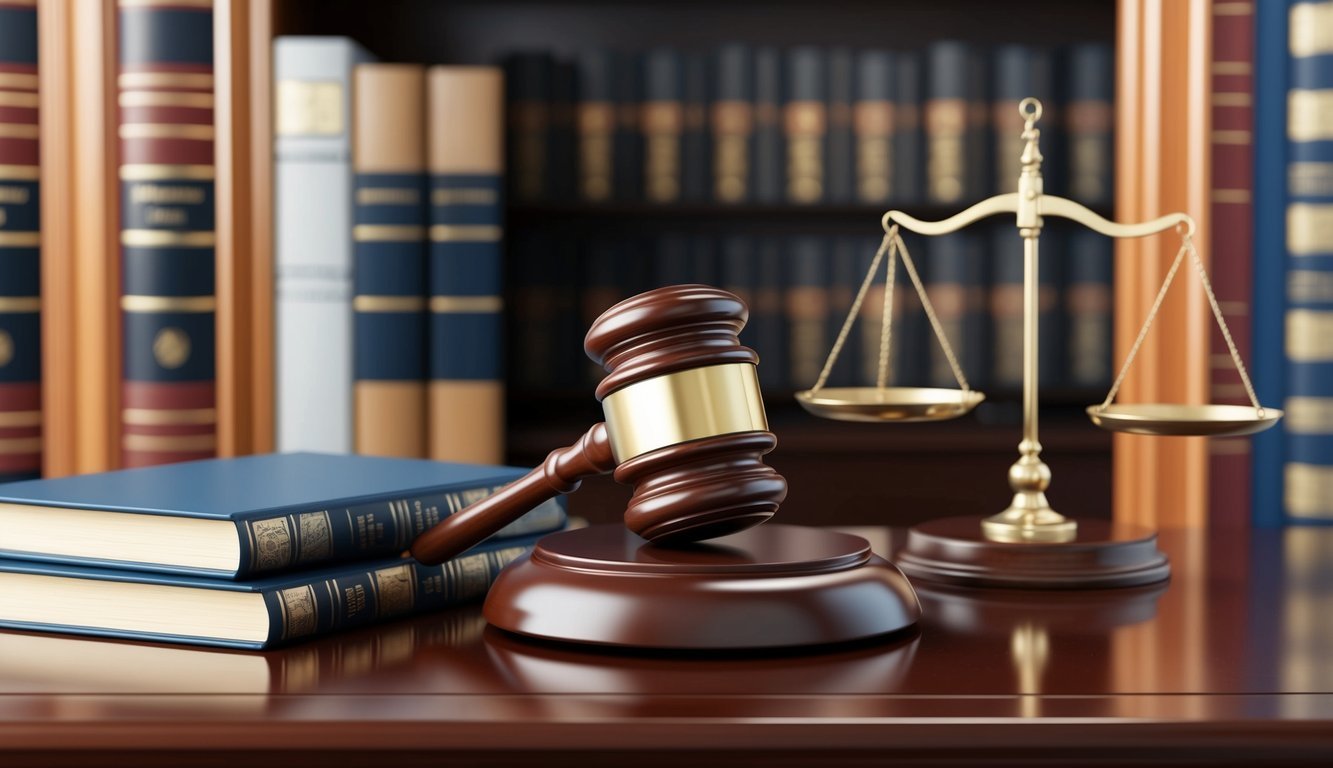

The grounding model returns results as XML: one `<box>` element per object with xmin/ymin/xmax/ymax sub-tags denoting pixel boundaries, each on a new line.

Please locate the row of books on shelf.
<box><xmin>0</xmin><ymin>452</ymin><xmax>571</xmax><ymax>649</ymax></box>
<box><xmin>511</xmin><ymin>227</ymin><xmax>1114</xmax><ymax>394</ymax></box>
<box><xmin>502</xmin><ymin>40</ymin><xmax>1113</xmax><ymax>207</ymax></box>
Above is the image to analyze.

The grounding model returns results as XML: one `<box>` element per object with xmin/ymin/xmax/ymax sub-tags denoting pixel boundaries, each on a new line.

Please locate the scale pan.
<box><xmin>1086</xmin><ymin>403</ymin><xmax>1283</xmax><ymax>437</ymax></box>
<box><xmin>796</xmin><ymin>387</ymin><xmax>985</xmax><ymax>423</ymax></box>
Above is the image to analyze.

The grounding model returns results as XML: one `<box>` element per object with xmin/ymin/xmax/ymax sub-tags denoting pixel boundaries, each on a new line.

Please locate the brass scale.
<box><xmin>796</xmin><ymin>98</ymin><xmax>1280</xmax><ymax>543</ymax></box>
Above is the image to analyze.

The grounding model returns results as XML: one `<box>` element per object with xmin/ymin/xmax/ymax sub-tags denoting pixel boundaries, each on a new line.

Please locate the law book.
<box><xmin>893</xmin><ymin>51</ymin><xmax>923</xmax><ymax>206</ymax></box>
<box><xmin>926</xmin><ymin>232</ymin><xmax>987</xmax><ymax>388</ymax></box>
<box><xmin>1251</xmin><ymin>0</ymin><xmax>1290</xmax><ymax>527</ymax></box>
<box><xmin>1065</xmin><ymin>43</ymin><xmax>1114</xmax><ymax>206</ymax></box>
<box><xmin>712</xmin><ymin>44</ymin><xmax>754</xmax><ymax>203</ymax></box>
<box><xmin>575</xmin><ymin>49</ymin><xmax>616</xmax><ymax>202</ymax></box>
<box><xmin>991</xmin><ymin>222</ymin><xmax>1061</xmax><ymax>390</ymax></box>
<box><xmin>786</xmin><ymin>236</ymin><xmax>828</xmax><ymax>388</ymax></box>
<box><xmin>854</xmin><ymin>49</ymin><xmax>894</xmax><ymax>205</ymax></box>
<box><xmin>0</xmin><ymin>452</ymin><xmax>566</xmax><ymax>578</ymax></box>
<box><xmin>352</xmin><ymin>64</ymin><xmax>427</xmax><ymax>459</ymax></box>
<box><xmin>427</xmin><ymin>66</ymin><xmax>505</xmax><ymax>465</ymax></box>
<box><xmin>642</xmin><ymin>48</ymin><xmax>684</xmax><ymax>203</ymax></box>
<box><xmin>502</xmin><ymin>52</ymin><xmax>553</xmax><ymax>203</ymax></box>
<box><xmin>784</xmin><ymin>47</ymin><xmax>826</xmax><ymax>204</ymax></box>
<box><xmin>613</xmin><ymin>52</ymin><xmax>644</xmax><ymax>202</ymax></box>
<box><xmin>1207</xmin><ymin>0</ymin><xmax>1257</xmax><ymax>528</ymax></box>
<box><xmin>991</xmin><ymin>45</ymin><xmax>1055</xmax><ymax>196</ymax></box>
<box><xmin>117</xmin><ymin>1</ymin><xmax>218</xmax><ymax>468</ymax></box>
<box><xmin>720</xmin><ymin>234</ymin><xmax>756</xmax><ymax>349</ymax></box>
<box><xmin>752</xmin><ymin>46</ymin><xmax>784</xmax><ymax>203</ymax></box>
<box><xmin>549</xmin><ymin>58</ymin><xmax>578</xmax><ymax>202</ymax></box>
<box><xmin>274</xmin><ymin>37</ymin><xmax>372</xmax><ymax>456</ymax></box>
<box><xmin>924</xmin><ymin>41</ymin><xmax>986</xmax><ymax>205</ymax></box>
<box><xmin>0</xmin><ymin>532</ymin><xmax>542</xmax><ymax>650</ymax></box>
<box><xmin>1283</xmin><ymin>0</ymin><xmax>1333</xmax><ymax>523</ymax></box>
<box><xmin>1065</xmin><ymin>228</ymin><xmax>1114</xmax><ymax>389</ymax></box>
<box><xmin>681</xmin><ymin>51</ymin><xmax>710</xmax><ymax>203</ymax></box>
<box><xmin>826</xmin><ymin>47</ymin><xmax>855</xmax><ymax>204</ymax></box>
<box><xmin>0</xmin><ymin>1</ymin><xmax>40</xmax><ymax>482</ymax></box>
<box><xmin>753</xmin><ymin>236</ymin><xmax>788</xmax><ymax>389</ymax></box>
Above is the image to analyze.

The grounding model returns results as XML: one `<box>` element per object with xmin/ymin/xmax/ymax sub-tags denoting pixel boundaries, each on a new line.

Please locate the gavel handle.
<box><xmin>409</xmin><ymin>423</ymin><xmax>616</xmax><ymax>564</ymax></box>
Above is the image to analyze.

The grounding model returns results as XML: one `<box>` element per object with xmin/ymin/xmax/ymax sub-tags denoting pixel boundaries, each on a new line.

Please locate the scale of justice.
<box><xmin>797</xmin><ymin>97</ymin><xmax>1281</xmax><ymax>588</ymax></box>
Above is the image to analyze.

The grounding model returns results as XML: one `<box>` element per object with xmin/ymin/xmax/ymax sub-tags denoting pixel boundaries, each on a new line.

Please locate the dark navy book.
<box><xmin>0</xmin><ymin>452</ymin><xmax>566</xmax><ymax>578</ymax></box>
<box><xmin>0</xmin><ymin>531</ymin><xmax>543</xmax><ymax>650</ymax></box>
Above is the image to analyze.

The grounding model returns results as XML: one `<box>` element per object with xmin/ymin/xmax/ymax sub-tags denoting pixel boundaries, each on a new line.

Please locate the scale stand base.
<box><xmin>894</xmin><ymin>516</ymin><xmax>1171</xmax><ymax>590</ymax></box>
<box><xmin>484</xmin><ymin>524</ymin><xmax>921</xmax><ymax>650</ymax></box>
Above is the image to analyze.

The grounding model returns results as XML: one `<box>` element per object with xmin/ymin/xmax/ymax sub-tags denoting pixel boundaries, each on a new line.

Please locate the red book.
<box><xmin>1208</xmin><ymin>0</ymin><xmax>1255</xmax><ymax>528</ymax></box>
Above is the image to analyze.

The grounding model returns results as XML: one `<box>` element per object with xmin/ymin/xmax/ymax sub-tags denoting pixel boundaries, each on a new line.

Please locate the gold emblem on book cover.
<box><xmin>251</xmin><ymin>517</ymin><xmax>293</xmax><ymax>571</ymax></box>
<box><xmin>0</xmin><ymin>330</ymin><xmax>12</xmax><ymax>368</ymax></box>
<box><xmin>152</xmin><ymin>327</ymin><xmax>191</xmax><ymax>369</ymax></box>
<box><xmin>373</xmin><ymin>564</ymin><xmax>415</xmax><ymax>618</ymax></box>
<box><xmin>297</xmin><ymin>511</ymin><xmax>332</xmax><ymax>563</ymax></box>
<box><xmin>278</xmin><ymin>585</ymin><xmax>318</xmax><ymax>640</ymax></box>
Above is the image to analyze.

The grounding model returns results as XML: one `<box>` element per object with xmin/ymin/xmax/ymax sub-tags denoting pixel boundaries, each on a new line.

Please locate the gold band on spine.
<box><xmin>429</xmin><ymin>224</ymin><xmax>502</xmax><ymax>242</ymax></box>
<box><xmin>429</xmin><ymin>295</ymin><xmax>502</xmax><ymax>313</ymax></box>
<box><xmin>0</xmin><ymin>124</ymin><xmax>39</xmax><ymax>139</ymax></box>
<box><xmin>119</xmin><ymin>164</ymin><xmax>215</xmax><ymax>181</ymax></box>
<box><xmin>601</xmin><ymin>362</ymin><xmax>767</xmax><ymax>462</ymax></box>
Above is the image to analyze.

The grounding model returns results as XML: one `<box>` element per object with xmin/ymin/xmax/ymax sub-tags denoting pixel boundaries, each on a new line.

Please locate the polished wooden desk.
<box><xmin>1</xmin><ymin>525</ymin><xmax>1331</xmax><ymax>766</ymax></box>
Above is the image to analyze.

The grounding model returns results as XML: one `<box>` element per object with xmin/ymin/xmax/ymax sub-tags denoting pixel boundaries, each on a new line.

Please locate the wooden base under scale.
<box><xmin>893</xmin><ymin>516</ymin><xmax>1171</xmax><ymax>589</ymax></box>
<box><xmin>484</xmin><ymin>524</ymin><xmax>921</xmax><ymax>650</ymax></box>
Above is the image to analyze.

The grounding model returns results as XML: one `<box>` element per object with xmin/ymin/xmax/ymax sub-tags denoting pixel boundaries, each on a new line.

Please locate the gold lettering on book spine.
<box><xmin>373</xmin><ymin>564</ymin><xmax>416</xmax><ymax>618</ymax></box>
<box><xmin>926</xmin><ymin>98</ymin><xmax>966</xmax><ymax>203</ymax></box>
<box><xmin>785</xmin><ymin>101</ymin><xmax>826</xmax><ymax>203</ymax></box>
<box><xmin>712</xmin><ymin>101</ymin><xmax>752</xmax><ymax>202</ymax></box>
<box><xmin>251</xmin><ymin>517</ymin><xmax>293</xmax><ymax>571</ymax></box>
<box><xmin>278</xmin><ymin>585</ymin><xmax>319</xmax><ymax>640</ymax></box>
<box><xmin>578</xmin><ymin>101</ymin><xmax>614</xmax><ymax>201</ymax></box>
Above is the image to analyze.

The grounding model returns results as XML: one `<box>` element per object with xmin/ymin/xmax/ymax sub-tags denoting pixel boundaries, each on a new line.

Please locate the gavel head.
<box><xmin>584</xmin><ymin>284</ymin><xmax>788</xmax><ymax>544</ymax></box>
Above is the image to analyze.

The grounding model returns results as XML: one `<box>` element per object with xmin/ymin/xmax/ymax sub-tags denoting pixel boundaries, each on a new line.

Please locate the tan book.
<box><xmin>426</xmin><ymin>67</ymin><xmax>505</xmax><ymax>464</ymax></box>
<box><xmin>353</xmin><ymin>63</ymin><xmax>428</xmax><ymax>458</ymax></box>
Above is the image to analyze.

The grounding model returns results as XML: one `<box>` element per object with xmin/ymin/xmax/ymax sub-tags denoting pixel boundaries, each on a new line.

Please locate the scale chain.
<box><xmin>811</xmin><ymin>231</ymin><xmax>893</xmax><ymax>393</ymax></box>
<box><xmin>1099</xmin><ymin>232</ymin><xmax>1263</xmax><ymax>416</ymax></box>
<box><xmin>877</xmin><ymin>236</ymin><xmax>898</xmax><ymax>390</ymax></box>
<box><xmin>891</xmin><ymin>230</ymin><xmax>971</xmax><ymax>392</ymax></box>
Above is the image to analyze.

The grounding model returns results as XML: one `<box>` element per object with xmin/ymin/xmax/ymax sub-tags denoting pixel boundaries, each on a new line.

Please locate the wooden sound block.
<box><xmin>484</xmin><ymin>524</ymin><xmax>921</xmax><ymax>650</ymax></box>
<box><xmin>894</xmin><ymin>516</ymin><xmax>1171</xmax><ymax>590</ymax></box>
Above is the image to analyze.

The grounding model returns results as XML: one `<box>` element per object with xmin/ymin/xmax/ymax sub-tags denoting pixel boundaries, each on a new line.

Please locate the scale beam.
<box><xmin>882</xmin><ymin>194</ymin><xmax>1020</xmax><ymax>237</ymax></box>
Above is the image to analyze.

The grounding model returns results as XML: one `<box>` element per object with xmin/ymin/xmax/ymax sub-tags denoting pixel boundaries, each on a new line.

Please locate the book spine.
<box><xmin>712</xmin><ymin>44</ymin><xmax>753</xmax><ymax>204</ymax></box>
<box><xmin>827</xmin><ymin>237</ymin><xmax>860</xmax><ymax>386</ymax></box>
<box><xmin>1066</xmin><ymin>229</ymin><xmax>1114</xmax><ymax>388</ymax></box>
<box><xmin>274</xmin><ymin>38</ymin><xmax>367</xmax><ymax>455</ymax></box>
<box><xmin>786</xmin><ymin>236</ymin><xmax>827</xmax><ymax>387</ymax></box>
<box><xmin>720</xmin><ymin>235</ymin><xmax>756</xmax><ymax>348</ymax></box>
<box><xmin>926</xmin><ymin>232</ymin><xmax>987</xmax><ymax>388</ymax></box>
<box><xmin>752</xmin><ymin>47</ymin><xmax>783</xmax><ymax>203</ymax></box>
<box><xmin>1208</xmin><ymin>0</ymin><xmax>1257</xmax><ymax>528</ymax></box>
<box><xmin>262</xmin><ymin>539</ymin><xmax>531</xmax><ymax>647</ymax></box>
<box><xmin>117</xmin><ymin>1</ymin><xmax>217</xmax><ymax>468</ymax></box>
<box><xmin>992</xmin><ymin>45</ymin><xmax>1054</xmax><ymax>195</ymax></box>
<box><xmin>854</xmin><ymin>50</ymin><xmax>894</xmax><ymax>205</ymax></box>
<box><xmin>826</xmin><ymin>47</ymin><xmax>855</xmax><ymax>204</ymax></box>
<box><xmin>503</xmin><ymin>53</ymin><xmax>552</xmax><ymax>204</ymax></box>
<box><xmin>352</xmin><ymin>64</ymin><xmax>427</xmax><ymax>459</ymax></box>
<box><xmin>1284</xmin><ymin>0</ymin><xmax>1333</xmax><ymax>523</ymax></box>
<box><xmin>753</xmin><ymin>237</ymin><xmax>787</xmax><ymax>389</ymax></box>
<box><xmin>784</xmin><ymin>47</ymin><xmax>826</xmax><ymax>204</ymax></box>
<box><xmin>1065</xmin><ymin>44</ymin><xmax>1114</xmax><ymax>205</ymax></box>
<box><xmin>1252</xmin><ymin>1</ymin><xmax>1290</xmax><ymax>526</ymax></box>
<box><xmin>576</xmin><ymin>49</ymin><xmax>615</xmax><ymax>202</ymax></box>
<box><xmin>681</xmin><ymin>51</ymin><xmax>710</xmax><ymax>203</ymax></box>
<box><xmin>925</xmin><ymin>42</ymin><xmax>985</xmax><ymax>205</ymax></box>
<box><xmin>892</xmin><ymin>51</ymin><xmax>922</xmax><ymax>205</ymax></box>
<box><xmin>0</xmin><ymin>1</ymin><xmax>40</xmax><ymax>482</ymax></box>
<box><xmin>613</xmin><ymin>52</ymin><xmax>643</xmax><ymax>202</ymax></box>
<box><xmin>642</xmin><ymin>48</ymin><xmax>683</xmax><ymax>204</ymax></box>
<box><xmin>427</xmin><ymin>67</ymin><xmax>505</xmax><ymax>465</ymax></box>
<box><xmin>236</xmin><ymin>485</ymin><xmax>564</xmax><ymax>578</ymax></box>
<box><xmin>549</xmin><ymin>59</ymin><xmax>578</xmax><ymax>202</ymax></box>
<box><xmin>583</xmin><ymin>235</ymin><xmax>626</xmax><ymax>384</ymax></box>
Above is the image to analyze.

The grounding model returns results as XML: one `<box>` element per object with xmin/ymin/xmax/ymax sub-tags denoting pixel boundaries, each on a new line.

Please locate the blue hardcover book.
<box><xmin>613</xmin><ymin>51</ymin><xmax>645</xmax><ymax>202</ymax></box>
<box><xmin>502</xmin><ymin>52</ymin><xmax>554</xmax><ymax>203</ymax></box>
<box><xmin>991</xmin><ymin>45</ymin><xmax>1056</xmax><ymax>196</ymax></box>
<box><xmin>1251</xmin><ymin>0</ymin><xmax>1291</xmax><ymax>527</ymax></box>
<box><xmin>826</xmin><ymin>47</ymin><xmax>856</xmax><ymax>204</ymax></box>
<box><xmin>0</xmin><ymin>531</ymin><xmax>543</xmax><ymax>650</ymax></box>
<box><xmin>0</xmin><ymin>1</ymin><xmax>40</xmax><ymax>482</ymax></box>
<box><xmin>643</xmin><ymin>48</ymin><xmax>684</xmax><ymax>203</ymax></box>
<box><xmin>784</xmin><ymin>47</ymin><xmax>827</xmax><ymax>204</ymax></box>
<box><xmin>1283</xmin><ymin>0</ymin><xmax>1333</xmax><ymax>523</ymax></box>
<box><xmin>575</xmin><ymin>48</ymin><xmax>616</xmax><ymax>202</ymax></box>
<box><xmin>681</xmin><ymin>50</ymin><xmax>711</xmax><ymax>203</ymax></box>
<box><xmin>1065</xmin><ymin>43</ymin><xmax>1114</xmax><ymax>206</ymax></box>
<box><xmin>0</xmin><ymin>452</ymin><xmax>566</xmax><ymax>578</ymax></box>
<box><xmin>854</xmin><ymin>49</ymin><xmax>894</xmax><ymax>204</ymax></box>
<box><xmin>893</xmin><ymin>51</ymin><xmax>923</xmax><ymax>205</ymax></box>
<box><xmin>713</xmin><ymin>43</ymin><xmax>754</xmax><ymax>203</ymax></box>
<box><xmin>753</xmin><ymin>47</ymin><xmax>784</xmax><ymax>203</ymax></box>
<box><xmin>925</xmin><ymin>42</ymin><xmax>987</xmax><ymax>205</ymax></box>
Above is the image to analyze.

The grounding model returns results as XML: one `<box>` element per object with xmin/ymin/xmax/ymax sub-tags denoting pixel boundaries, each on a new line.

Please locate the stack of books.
<box><xmin>0</xmin><ymin>452</ymin><xmax>566</xmax><ymax>649</ymax></box>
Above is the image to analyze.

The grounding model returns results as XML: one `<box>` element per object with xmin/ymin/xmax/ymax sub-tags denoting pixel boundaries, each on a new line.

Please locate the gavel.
<box><xmin>411</xmin><ymin>284</ymin><xmax>789</xmax><ymax>565</ymax></box>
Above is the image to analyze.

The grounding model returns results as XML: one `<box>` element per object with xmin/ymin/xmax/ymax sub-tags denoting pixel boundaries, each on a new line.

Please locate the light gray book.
<box><xmin>273</xmin><ymin>37</ymin><xmax>373</xmax><ymax>453</ymax></box>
